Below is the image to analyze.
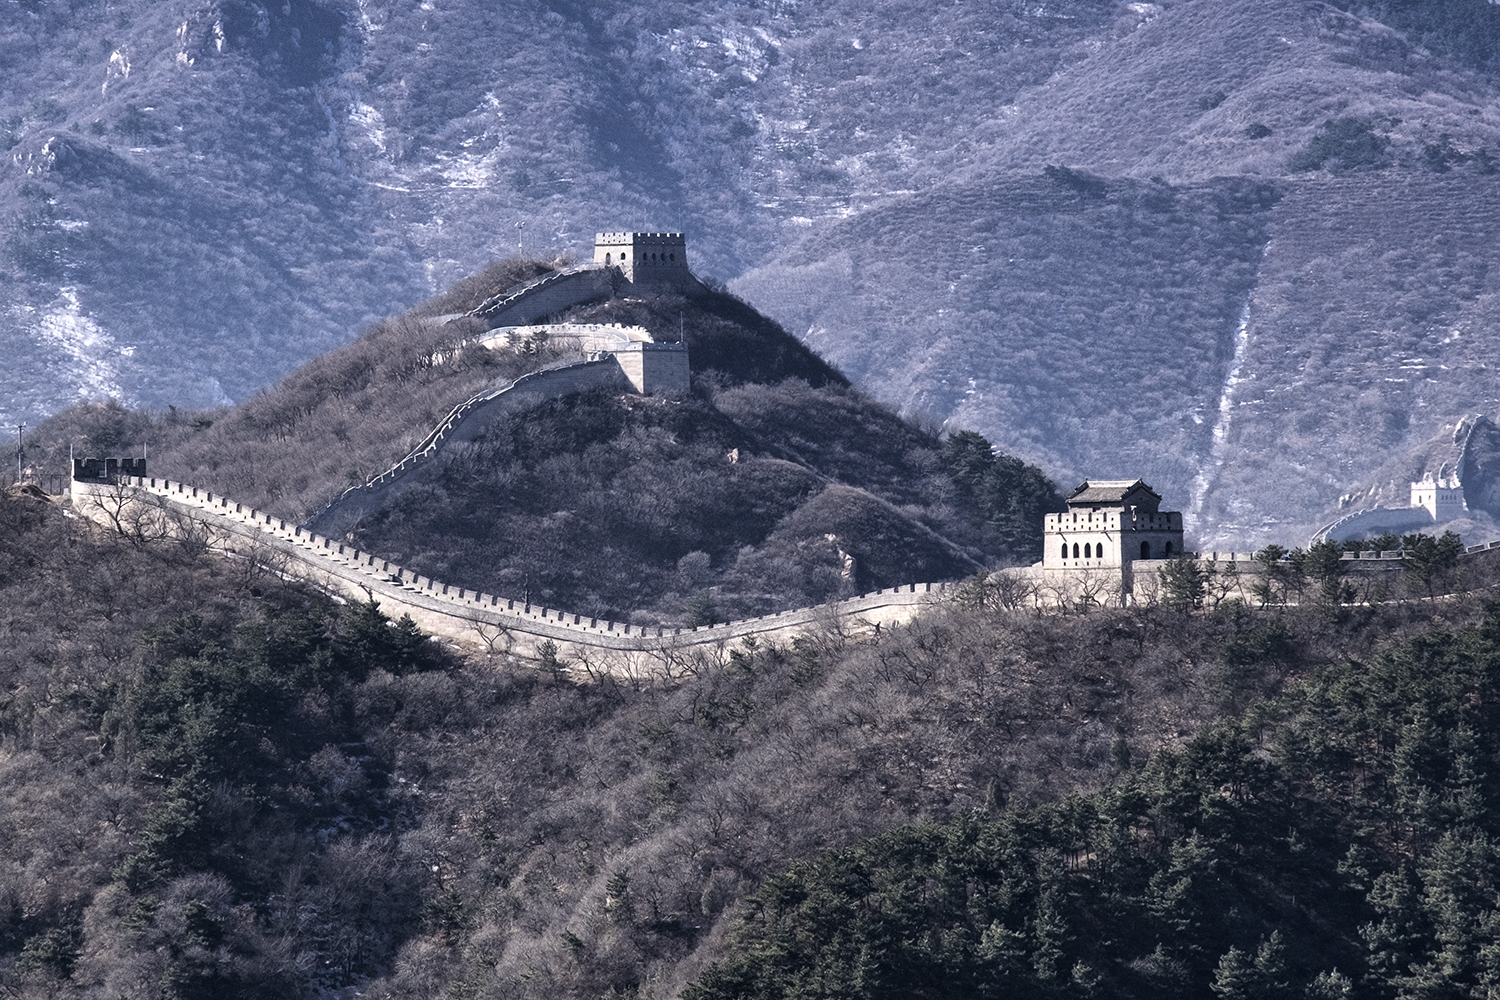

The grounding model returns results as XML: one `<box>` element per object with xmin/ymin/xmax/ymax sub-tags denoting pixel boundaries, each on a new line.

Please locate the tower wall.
<box><xmin>73</xmin><ymin>457</ymin><xmax>146</xmax><ymax>482</ymax></box>
<box><xmin>1043</xmin><ymin>504</ymin><xmax>1184</xmax><ymax>569</ymax></box>
<box><xmin>1411</xmin><ymin>478</ymin><xmax>1466</xmax><ymax>523</ymax></box>
<box><xmin>594</xmin><ymin>232</ymin><xmax>690</xmax><ymax>287</ymax></box>
<box><xmin>614</xmin><ymin>342</ymin><xmax>690</xmax><ymax>395</ymax></box>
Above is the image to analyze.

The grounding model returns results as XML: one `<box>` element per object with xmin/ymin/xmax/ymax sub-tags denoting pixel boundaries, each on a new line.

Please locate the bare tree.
<box><xmin>73</xmin><ymin>482</ymin><xmax>176</xmax><ymax>548</ymax></box>
<box><xmin>468</xmin><ymin>619</ymin><xmax>514</xmax><ymax>660</ymax></box>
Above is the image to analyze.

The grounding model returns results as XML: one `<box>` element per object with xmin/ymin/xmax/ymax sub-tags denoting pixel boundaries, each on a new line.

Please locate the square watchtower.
<box><xmin>594</xmin><ymin>232</ymin><xmax>691</xmax><ymax>288</ymax></box>
<box><xmin>1410</xmin><ymin>476</ymin><xmax>1467</xmax><ymax>522</ymax></box>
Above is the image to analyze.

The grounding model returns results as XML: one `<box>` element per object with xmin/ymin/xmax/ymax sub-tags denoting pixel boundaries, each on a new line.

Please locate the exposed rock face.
<box><xmin>1461</xmin><ymin>416</ymin><xmax>1500</xmax><ymax>522</ymax></box>
<box><xmin>176</xmin><ymin>0</ymin><xmax>348</xmax><ymax>83</ymax></box>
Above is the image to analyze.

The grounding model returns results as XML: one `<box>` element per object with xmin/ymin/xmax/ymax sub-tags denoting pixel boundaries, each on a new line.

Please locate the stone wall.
<box><xmin>472</xmin><ymin>266</ymin><xmax>615</xmax><ymax>328</ymax></box>
<box><xmin>307</xmin><ymin>355</ymin><xmax>635</xmax><ymax>537</ymax></box>
<box><xmin>614</xmin><ymin>342</ymin><xmax>690</xmax><ymax>394</ymax></box>
<box><xmin>72</xmin><ymin>476</ymin><xmax>952</xmax><ymax>677</ymax></box>
<box><xmin>593</xmin><ymin>231</ymin><xmax>691</xmax><ymax>288</ymax></box>
<box><xmin>480</xmin><ymin>323</ymin><xmax>654</xmax><ymax>354</ymax></box>
<box><xmin>1002</xmin><ymin>543</ymin><xmax>1500</xmax><ymax>609</ymax></box>
<box><xmin>1311</xmin><ymin>505</ymin><xmax>1436</xmax><ymax>543</ymax></box>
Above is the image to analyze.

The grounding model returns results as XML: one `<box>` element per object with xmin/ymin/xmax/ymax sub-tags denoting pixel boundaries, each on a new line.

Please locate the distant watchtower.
<box><xmin>1411</xmin><ymin>475</ymin><xmax>1467</xmax><ymax>522</ymax></box>
<box><xmin>73</xmin><ymin>456</ymin><xmax>146</xmax><ymax>484</ymax></box>
<box><xmin>594</xmin><ymin>232</ymin><xmax>691</xmax><ymax>289</ymax></box>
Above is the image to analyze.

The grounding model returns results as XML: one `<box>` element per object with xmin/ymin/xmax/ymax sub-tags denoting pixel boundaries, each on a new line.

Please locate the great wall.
<box><xmin>57</xmin><ymin>233</ymin><xmax>1500</xmax><ymax>676</ymax></box>
<box><xmin>61</xmin><ymin>234</ymin><xmax>961</xmax><ymax>677</ymax></box>
<box><xmin>305</xmin><ymin>342</ymin><xmax>689</xmax><ymax>537</ymax></box>
<box><xmin>71</xmin><ymin>467</ymin><xmax>1500</xmax><ymax>679</ymax></box>
<box><xmin>301</xmin><ymin>235</ymin><xmax>700</xmax><ymax>536</ymax></box>
<box><xmin>70</xmin><ymin>473</ymin><xmax>954</xmax><ymax>676</ymax></box>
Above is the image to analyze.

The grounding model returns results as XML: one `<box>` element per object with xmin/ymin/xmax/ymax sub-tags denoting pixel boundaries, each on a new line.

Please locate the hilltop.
<box><xmin>32</xmin><ymin>258</ymin><xmax>1063</xmax><ymax>623</ymax></box>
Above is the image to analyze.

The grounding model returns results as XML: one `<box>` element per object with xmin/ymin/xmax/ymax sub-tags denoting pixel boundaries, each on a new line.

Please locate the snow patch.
<box><xmin>350</xmin><ymin>102</ymin><xmax>388</xmax><ymax>153</ymax></box>
<box><xmin>202</xmin><ymin>376</ymin><xmax>233</xmax><ymax>406</ymax></box>
<box><xmin>28</xmin><ymin>287</ymin><xmax>129</xmax><ymax>403</ymax></box>
<box><xmin>1189</xmin><ymin>299</ymin><xmax>1252</xmax><ymax>520</ymax></box>
<box><xmin>354</xmin><ymin>0</ymin><xmax>382</xmax><ymax>33</ymax></box>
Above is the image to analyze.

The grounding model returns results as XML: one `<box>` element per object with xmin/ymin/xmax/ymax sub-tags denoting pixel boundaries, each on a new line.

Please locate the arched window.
<box><xmin>1084</xmin><ymin>542</ymin><xmax>1092</xmax><ymax>559</ymax></box>
<box><xmin>1140</xmin><ymin>541</ymin><xmax>1151</xmax><ymax>559</ymax></box>
<box><xmin>1165</xmin><ymin>541</ymin><xmax>1174</xmax><ymax>556</ymax></box>
<box><xmin>670</xmin><ymin>252</ymin><xmax>676</xmax><ymax>261</ymax></box>
<box><xmin>1060</xmin><ymin>542</ymin><xmax>1067</xmax><ymax>559</ymax></box>
<box><xmin>605</xmin><ymin>253</ymin><xmax>612</xmax><ymax>264</ymax></box>
<box><xmin>1072</xmin><ymin>543</ymin><xmax>1080</xmax><ymax>559</ymax></box>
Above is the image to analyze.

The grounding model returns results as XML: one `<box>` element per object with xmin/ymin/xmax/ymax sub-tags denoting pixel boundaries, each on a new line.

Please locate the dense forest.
<box><xmin>689</xmin><ymin>601</ymin><xmax>1500</xmax><ymax>999</ymax></box>
<box><xmin>10</xmin><ymin>479</ymin><xmax>1500</xmax><ymax>998</ymax></box>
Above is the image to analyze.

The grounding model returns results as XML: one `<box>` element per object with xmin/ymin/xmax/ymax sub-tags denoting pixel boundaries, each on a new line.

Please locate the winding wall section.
<box><xmin>471</xmin><ymin>265</ymin><xmax>614</xmax><ymax>326</ymax></box>
<box><xmin>306</xmin><ymin>355</ymin><xmax>636</xmax><ymax>536</ymax></box>
<box><xmin>74</xmin><ymin>477</ymin><xmax>953</xmax><ymax>677</ymax></box>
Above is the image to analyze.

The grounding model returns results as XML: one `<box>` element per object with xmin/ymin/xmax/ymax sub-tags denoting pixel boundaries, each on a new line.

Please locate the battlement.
<box><xmin>1411</xmin><ymin>476</ymin><xmax>1467</xmax><ymax>522</ymax></box>
<box><xmin>595</xmin><ymin>232</ymin><xmax>686</xmax><ymax>245</ymax></box>
<box><xmin>593</xmin><ymin>232</ymin><xmax>691</xmax><ymax>287</ymax></box>
<box><xmin>72</xmin><ymin>457</ymin><xmax>146</xmax><ymax>483</ymax></box>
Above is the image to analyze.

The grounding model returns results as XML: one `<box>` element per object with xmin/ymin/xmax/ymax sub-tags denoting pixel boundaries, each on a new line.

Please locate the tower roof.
<box><xmin>1065</xmin><ymin>479</ymin><xmax>1162</xmax><ymax>507</ymax></box>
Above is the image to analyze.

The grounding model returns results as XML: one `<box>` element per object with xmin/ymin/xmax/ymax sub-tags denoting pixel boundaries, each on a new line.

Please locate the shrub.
<box><xmin>1288</xmin><ymin>117</ymin><xmax>1390</xmax><ymax>173</ymax></box>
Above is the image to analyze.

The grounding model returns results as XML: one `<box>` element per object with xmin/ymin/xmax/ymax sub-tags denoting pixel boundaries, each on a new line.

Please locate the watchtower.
<box><xmin>73</xmin><ymin>456</ymin><xmax>146</xmax><ymax>484</ymax></box>
<box><xmin>1042</xmin><ymin>479</ymin><xmax>1185</xmax><ymax>569</ymax></box>
<box><xmin>594</xmin><ymin>232</ymin><xmax>691</xmax><ymax>288</ymax></box>
<box><xmin>1411</xmin><ymin>475</ymin><xmax>1467</xmax><ymax>522</ymax></box>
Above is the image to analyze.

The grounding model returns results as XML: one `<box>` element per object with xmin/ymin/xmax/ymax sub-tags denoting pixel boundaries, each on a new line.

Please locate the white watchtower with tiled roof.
<box><xmin>1043</xmin><ymin>479</ymin><xmax>1185</xmax><ymax>570</ymax></box>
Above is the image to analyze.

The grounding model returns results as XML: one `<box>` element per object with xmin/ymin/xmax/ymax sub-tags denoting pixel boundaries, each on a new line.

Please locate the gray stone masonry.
<box><xmin>593</xmin><ymin>232</ymin><xmax>692</xmax><ymax>289</ymax></box>
<box><xmin>473</xmin><ymin>266</ymin><xmax>615</xmax><ymax>327</ymax></box>
<box><xmin>615</xmin><ymin>342</ymin><xmax>690</xmax><ymax>395</ymax></box>
<box><xmin>306</xmin><ymin>355</ymin><xmax>639</xmax><ymax>537</ymax></box>
<box><xmin>72</xmin><ymin>475</ymin><xmax>952</xmax><ymax>677</ymax></box>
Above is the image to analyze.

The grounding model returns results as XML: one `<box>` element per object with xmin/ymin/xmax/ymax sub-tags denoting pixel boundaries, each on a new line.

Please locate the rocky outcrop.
<box><xmin>1460</xmin><ymin>416</ymin><xmax>1500</xmax><ymax>521</ymax></box>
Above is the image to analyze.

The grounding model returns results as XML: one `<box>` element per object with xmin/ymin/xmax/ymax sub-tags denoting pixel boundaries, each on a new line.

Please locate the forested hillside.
<box><xmin>9</xmin><ymin>481</ymin><xmax>1500</xmax><ymax>998</ymax></box>
<box><xmin>687</xmin><ymin>599</ymin><xmax>1500</xmax><ymax>1000</ymax></box>
<box><xmin>27</xmin><ymin>258</ymin><xmax>1063</xmax><ymax>623</ymax></box>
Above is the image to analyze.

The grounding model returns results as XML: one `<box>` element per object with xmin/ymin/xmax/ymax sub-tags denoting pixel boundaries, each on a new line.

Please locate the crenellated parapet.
<box><xmin>73</xmin><ymin>457</ymin><xmax>146</xmax><ymax>482</ymax></box>
<box><xmin>69</xmin><ymin>472</ymin><xmax>953</xmax><ymax>675</ymax></box>
<box><xmin>592</xmin><ymin>232</ymin><xmax>692</xmax><ymax>288</ymax></box>
<box><xmin>469</xmin><ymin>231</ymin><xmax>701</xmax><ymax>330</ymax></box>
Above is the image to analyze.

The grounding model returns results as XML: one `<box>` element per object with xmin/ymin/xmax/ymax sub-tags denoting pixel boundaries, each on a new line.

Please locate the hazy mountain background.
<box><xmin>5</xmin><ymin>0</ymin><xmax>1500</xmax><ymax>546</ymax></box>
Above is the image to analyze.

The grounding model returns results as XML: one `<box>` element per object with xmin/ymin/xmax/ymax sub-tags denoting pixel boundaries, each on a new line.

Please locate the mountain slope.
<box><xmin>10</xmin><ymin>476</ymin><xmax>1464</xmax><ymax>1000</ymax></box>
<box><xmin>8</xmin><ymin>0</ymin><xmax>1500</xmax><ymax>548</ymax></box>
<box><xmin>734</xmin><ymin>174</ymin><xmax>1278</xmax><ymax>526</ymax></box>
<box><xmin>33</xmin><ymin>263</ymin><xmax>1061</xmax><ymax>622</ymax></box>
